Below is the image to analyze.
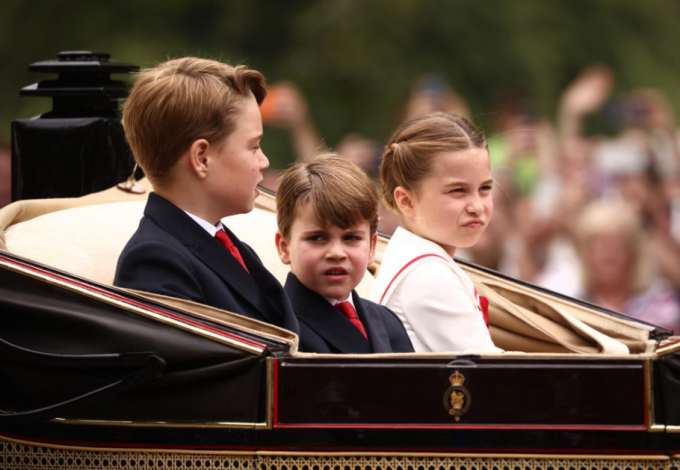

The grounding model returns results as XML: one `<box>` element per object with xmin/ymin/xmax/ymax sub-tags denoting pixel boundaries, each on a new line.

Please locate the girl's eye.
<box><xmin>449</xmin><ymin>188</ymin><xmax>464</xmax><ymax>194</ymax></box>
<box><xmin>480</xmin><ymin>185</ymin><xmax>493</xmax><ymax>192</ymax></box>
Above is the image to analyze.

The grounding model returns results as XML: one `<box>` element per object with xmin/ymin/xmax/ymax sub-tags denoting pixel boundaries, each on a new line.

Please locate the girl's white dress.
<box><xmin>369</xmin><ymin>227</ymin><xmax>499</xmax><ymax>353</ymax></box>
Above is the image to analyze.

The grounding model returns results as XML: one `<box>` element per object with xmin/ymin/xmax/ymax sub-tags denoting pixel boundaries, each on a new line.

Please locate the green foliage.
<box><xmin>2</xmin><ymin>0</ymin><xmax>680</xmax><ymax>169</ymax></box>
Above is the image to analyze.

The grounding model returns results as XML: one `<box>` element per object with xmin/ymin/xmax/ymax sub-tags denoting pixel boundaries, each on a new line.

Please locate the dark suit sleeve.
<box><xmin>380</xmin><ymin>305</ymin><xmax>415</xmax><ymax>353</ymax></box>
<box><xmin>114</xmin><ymin>239</ymin><xmax>205</xmax><ymax>304</ymax></box>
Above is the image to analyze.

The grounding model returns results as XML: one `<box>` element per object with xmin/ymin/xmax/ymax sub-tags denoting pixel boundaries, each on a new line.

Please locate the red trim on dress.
<box><xmin>379</xmin><ymin>254</ymin><xmax>446</xmax><ymax>304</ymax></box>
<box><xmin>379</xmin><ymin>253</ymin><xmax>489</xmax><ymax>328</ymax></box>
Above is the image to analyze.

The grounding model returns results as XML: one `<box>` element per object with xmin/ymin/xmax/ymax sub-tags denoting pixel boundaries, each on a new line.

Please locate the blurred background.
<box><xmin>3</xmin><ymin>0</ymin><xmax>680</xmax><ymax>330</ymax></box>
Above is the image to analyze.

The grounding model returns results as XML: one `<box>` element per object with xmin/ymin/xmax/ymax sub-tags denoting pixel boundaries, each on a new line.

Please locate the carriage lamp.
<box><xmin>11</xmin><ymin>51</ymin><xmax>140</xmax><ymax>201</ymax></box>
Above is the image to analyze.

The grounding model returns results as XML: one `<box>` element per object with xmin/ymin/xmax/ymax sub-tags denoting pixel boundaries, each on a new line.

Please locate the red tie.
<box><xmin>215</xmin><ymin>229</ymin><xmax>249</xmax><ymax>273</ymax></box>
<box><xmin>335</xmin><ymin>301</ymin><xmax>368</xmax><ymax>340</ymax></box>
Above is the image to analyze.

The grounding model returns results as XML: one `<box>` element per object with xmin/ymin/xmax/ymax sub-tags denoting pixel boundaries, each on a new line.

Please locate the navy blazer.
<box><xmin>114</xmin><ymin>193</ymin><xmax>299</xmax><ymax>335</ymax></box>
<box><xmin>284</xmin><ymin>273</ymin><xmax>413</xmax><ymax>354</ymax></box>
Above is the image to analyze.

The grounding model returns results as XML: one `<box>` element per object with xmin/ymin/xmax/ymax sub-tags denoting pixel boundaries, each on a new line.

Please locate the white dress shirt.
<box><xmin>326</xmin><ymin>294</ymin><xmax>356</xmax><ymax>310</ymax></box>
<box><xmin>184</xmin><ymin>211</ymin><xmax>223</xmax><ymax>236</ymax></box>
<box><xmin>369</xmin><ymin>227</ymin><xmax>499</xmax><ymax>353</ymax></box>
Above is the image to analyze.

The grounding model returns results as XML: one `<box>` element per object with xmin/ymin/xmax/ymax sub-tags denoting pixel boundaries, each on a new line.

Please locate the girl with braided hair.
<box><xmin>369</xmin><ymin>112</ymin><xmax>500</xmax><ymax>352</ymax></box>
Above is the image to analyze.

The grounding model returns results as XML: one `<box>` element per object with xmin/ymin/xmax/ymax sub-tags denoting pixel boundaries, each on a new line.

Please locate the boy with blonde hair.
<box><xmin>115</xmin><ymin>57</ymin><xmax>299</xmax><ymax>334</ymax></box>
<box><xmin>275</xmin><ymin>154</ymin><xmax>413</xmax><ymax>353</ymax></box>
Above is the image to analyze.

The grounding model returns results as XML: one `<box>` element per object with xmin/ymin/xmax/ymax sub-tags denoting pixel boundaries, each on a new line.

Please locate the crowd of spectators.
<box><xmin>260</xmin><ymin>66</ymin><xmax>680</xmax><ymax>333</ymax></box>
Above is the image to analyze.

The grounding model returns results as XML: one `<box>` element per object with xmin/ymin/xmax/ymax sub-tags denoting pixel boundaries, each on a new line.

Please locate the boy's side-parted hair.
<box><xmin>276</xmin><ymin>153</ymin><xmax>380</xmax><ymax>238</ymax></box>
<box><xmin>380</xmin><ymin>112</ymin><xmax>487</xmax><ymax>213</ymax></box>
<box><xmin>123</xmin><ymin>57</ymin><xmax>267</xmax><ymax>185</ymax></box>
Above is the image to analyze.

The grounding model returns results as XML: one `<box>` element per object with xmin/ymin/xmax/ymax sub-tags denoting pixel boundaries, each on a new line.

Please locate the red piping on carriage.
<box><xmin>0</xmin><ymin>255</ymin><xmax>267</xmax><ymax>351</ymax></box>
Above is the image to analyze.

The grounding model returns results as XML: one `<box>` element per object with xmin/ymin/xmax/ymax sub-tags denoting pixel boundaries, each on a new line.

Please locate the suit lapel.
<box><xmin>226</xmin><ymin>227</ymin><xmax>299</xmax><ymax>333</ymax></box>
<box><xmin>144</xmin><ymin>193</ymin><xmax>289</xmax><ymax>327</ymax></box>
<box><xmin>285</xmin><ymin>274</ymin><xmax>371</xmax><ymax>354</ymax></box>
<box><xmin>352</xmin><ymin>292</ymin><xmax>391</xmax><ymax>353</ymax></box>
<box><xmin>188</xmin><ymin>231</ymin><xmax>261</xmax><ymax>299</ymax></box>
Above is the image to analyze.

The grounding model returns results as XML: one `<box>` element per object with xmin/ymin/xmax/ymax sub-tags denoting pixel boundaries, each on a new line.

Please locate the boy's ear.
<box><xmin>367</xmin><ymin>232</ymin><xmax>378</xmax><ymax>266</ymax></box>
<box><xmin>188</xmin><ymin>139</ymin><xmax>211</xmax><ymax>179</ymax></box>
<box><xmin>394</xmin><ymin>186</ymin><xmax>415</xmax><ymax>217</ymax></box>
<box><xmin>275</xmin><ymin>231</ymin><xmax>291</xmax><ymax>265</ymax></box>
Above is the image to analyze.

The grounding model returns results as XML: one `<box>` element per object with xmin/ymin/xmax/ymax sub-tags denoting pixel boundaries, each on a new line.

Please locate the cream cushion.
<box><xmin>6</xmin><ymin>201</ymin><xmax>146</xmax><ymax>285</ymax></box>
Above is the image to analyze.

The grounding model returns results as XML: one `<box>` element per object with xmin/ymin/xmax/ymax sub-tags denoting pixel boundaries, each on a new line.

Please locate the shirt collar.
<box><xmin>184</xmin><ymin>211</ymin><xmax>222</xmax><ymax>237</ymax></box>
<box><xmin>326</xmin><ymin>294</ymin><xmax>356</xmax><ymax>310</ymax></box>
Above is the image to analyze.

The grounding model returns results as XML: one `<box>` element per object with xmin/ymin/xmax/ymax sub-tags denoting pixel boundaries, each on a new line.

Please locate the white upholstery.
<box><xmin>6</xmin><ymin>201</ymin><xmax>146</xmax><ymax>285</ymax></box>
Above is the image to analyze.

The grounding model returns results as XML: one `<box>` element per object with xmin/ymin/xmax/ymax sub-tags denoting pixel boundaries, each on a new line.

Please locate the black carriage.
<box><xmin>1</xmin><ymin>185</ymin><xmax>679</xmax><ymax>470</ymax></box>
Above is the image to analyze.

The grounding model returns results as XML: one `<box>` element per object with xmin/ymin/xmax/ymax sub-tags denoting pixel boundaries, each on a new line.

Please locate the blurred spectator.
<box><xmin>574</xmin><ymin>199</ymin><xmax>680</xmax><ymax>332</ymax></box>
<box><xmin>335</xmin><ymin>133</ymin><xmax>381</xmax><ymax>178</ymax></box>
<box><xmin>257</xmin><ymin>82</ymin><xmax>324</xmax><ymax>191</ymax></box>
<box><xmin>260</xmin><ymin>82</ymin><xmax>323</xmax><ymax>162</ymax></box>
<box><xmin>487</xmin><ymin>96</ymin><xmax>557</xmax><ymax>199</ymax></box>
<box><xmin>558</xmin><ymin>65</ymin><xmax>616</xmax><ymax>141</ymax></box>
<box><xmin>608</xmin><ymin>88</ymin><xmax>680</xmax><ymax>187</ymax></box>
<box><xmin>402</xmin><ymin>74</ymin><xmax>470</xmax><ymax>122</ymax></box>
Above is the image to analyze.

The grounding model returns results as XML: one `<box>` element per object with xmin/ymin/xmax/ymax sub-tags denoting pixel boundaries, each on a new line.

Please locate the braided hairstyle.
<box><xmin>380</xmin><ymin>112</ymin><xmax>486</xmax><ymax>213</ymax></box>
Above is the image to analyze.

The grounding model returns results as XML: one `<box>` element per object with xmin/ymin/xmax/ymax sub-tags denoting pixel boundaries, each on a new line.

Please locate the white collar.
<box><xmin>184</xmin><ymin>211</ymin><xmax>222</xmax><ymax>237</ymax></box>
<box><xmin>326</xmin><ymin>294</ymin><xmax>356</xmax><ymax>310</ymax></box>
<box><xmin>391</xmin><ymin>226</ymin><xmax>454</xmax><ymax>263</ymax></box>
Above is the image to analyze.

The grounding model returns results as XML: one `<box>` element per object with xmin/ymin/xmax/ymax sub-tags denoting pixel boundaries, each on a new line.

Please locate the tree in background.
<box><xmin>2</xmin><ymin>0</ymin><xmax>680</xmax><ymax>169</ymax></box>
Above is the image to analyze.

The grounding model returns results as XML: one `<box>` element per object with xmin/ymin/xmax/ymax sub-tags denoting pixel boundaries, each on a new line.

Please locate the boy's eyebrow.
<box><xmin>300</xmin><ymin>228</ymin><xmax>327</xmax><ymax>236</ymax></box>
<box><xmin>444</xmin><ymin>178</ymin><xmax>494</xmax><ymax>187</ymax></box>
<box><xmin>249</xmin><ymin>133</ymin><xmax>263</xmax><ymax>143</ymax></box>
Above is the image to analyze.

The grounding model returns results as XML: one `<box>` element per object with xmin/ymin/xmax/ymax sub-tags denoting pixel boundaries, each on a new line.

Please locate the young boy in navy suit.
<box><xmin>275</xmin><ymin>154</ymin><xmax>413</xmax><ymax>353</ymax></box>
<box><xmin>114</xmin><ymin>57</ymin><xmax>299</xmax><ymax>335</ymax></box>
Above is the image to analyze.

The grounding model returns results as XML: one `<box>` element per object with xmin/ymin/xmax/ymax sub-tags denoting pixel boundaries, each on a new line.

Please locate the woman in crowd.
<box><xmin>575</xmin><ymin>199</ymin><xmax>680</xmax><ymax>333</ymax></box>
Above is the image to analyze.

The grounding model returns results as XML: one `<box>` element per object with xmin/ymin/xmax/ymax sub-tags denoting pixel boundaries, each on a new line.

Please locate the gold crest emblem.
<box><xmin>443</xmin><ymin>370</ymin><xmax>471</xmax><ymax>421</ymax></box>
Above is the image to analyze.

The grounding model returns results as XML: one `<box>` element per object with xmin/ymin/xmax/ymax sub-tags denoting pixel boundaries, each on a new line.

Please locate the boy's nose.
<box><xmin>259</xmin><ymin>151</ymin><xmax>270</xmax><ymax>171</ymax></box>
<box><xmin>325</xmin><ymin>240</ymin><xmax>346</xmax><ymax>259</ymax></box>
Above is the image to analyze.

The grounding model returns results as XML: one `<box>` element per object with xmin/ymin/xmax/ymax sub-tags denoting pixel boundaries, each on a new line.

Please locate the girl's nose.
<box><xmin>466</xmin><ymin>195</ymin><xmax>483</xmax><ymax>214</ymax></box>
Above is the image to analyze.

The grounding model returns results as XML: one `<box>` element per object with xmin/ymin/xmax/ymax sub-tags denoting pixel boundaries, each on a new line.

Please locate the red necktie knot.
<box><xmin>335</xmin><ymin>301</ymin><xmax>368</xmax><ymax>340</ymax></box>
<box><xmin>215</xmin><ymin>229</ymin><xmax>249</xmax><ymax>273</ymax></box>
